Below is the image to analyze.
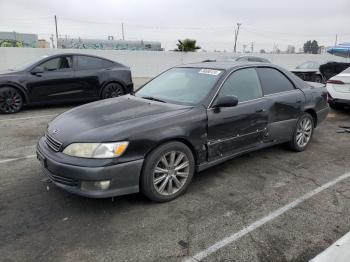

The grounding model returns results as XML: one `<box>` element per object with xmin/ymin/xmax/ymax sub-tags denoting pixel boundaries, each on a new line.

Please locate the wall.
<box><xmin>0</xmin><ymin>47</ymin><xmax>348</xmax><ymax>78</ymax></box>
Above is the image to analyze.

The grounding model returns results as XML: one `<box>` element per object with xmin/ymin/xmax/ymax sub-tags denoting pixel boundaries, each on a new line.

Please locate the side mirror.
<box><xmin>31</xmin><ymin>66</ymin><xmax>44</xmax><ymax>75</ymax></box>
<box><xmin>214</xmin><ymin>96</ymin><xmax>239</xmax><ymax>108</ymax></box>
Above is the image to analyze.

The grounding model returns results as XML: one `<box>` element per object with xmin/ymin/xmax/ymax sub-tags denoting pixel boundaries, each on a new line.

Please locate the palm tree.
<box><xmin>175</xmin><ymin>39</ymin><xmax>201</xmax><ymax>52</ymax></box>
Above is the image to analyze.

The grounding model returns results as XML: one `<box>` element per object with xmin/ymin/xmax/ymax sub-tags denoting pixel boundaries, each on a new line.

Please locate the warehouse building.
<box><xmin>0</xmin><ymin>31</ymin><xmax>38</xmax><ymax>47</ymax></box>
<box><xmin>58</xmin><ymin>37</ymin><xmax>163</xmax><ymax>51</ymax></box>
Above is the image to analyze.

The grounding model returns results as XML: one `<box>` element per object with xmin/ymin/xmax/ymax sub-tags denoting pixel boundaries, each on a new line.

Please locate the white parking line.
<box><xmin>0</xmin><ymin>155</ymin><xmax>36</xmax><ymax>164</ymax></box>
<box><xmin>310</xmin><ymin>231</ymin><xmax>350</xmax><ymax>262</ymax></box>
<box><xmin>184</xmin><ymin>172</ymin><xmax>350</xmax><ymax>262</ymax></box>
<box><xmin>0</xmin><ymin>114</ymin><xmax>57</xmax><ymax>122</ymax></box>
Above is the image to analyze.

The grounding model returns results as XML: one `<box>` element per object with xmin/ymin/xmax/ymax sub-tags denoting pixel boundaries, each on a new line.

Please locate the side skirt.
<box><xmin>196</xmin><ymin>139</ymin><xmax>289</xmax><ymax>172</ymax></box>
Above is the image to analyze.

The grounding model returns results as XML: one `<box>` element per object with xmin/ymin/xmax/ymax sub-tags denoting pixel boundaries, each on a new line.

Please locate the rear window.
<box><xmin>77</xmin><ymin>56</ymin><xmax>114</xmax><ymax>70</ymax></box>
<box><xmin>256</xmin><ymin>68</ymin><xmax>295</xmax><ymax>95</ymax></box>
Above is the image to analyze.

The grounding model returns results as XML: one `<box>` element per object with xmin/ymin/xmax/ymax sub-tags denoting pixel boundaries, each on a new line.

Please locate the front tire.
<box><xmin>101</xmin><ymin>83</ymin><xmax>124</xmax><ymax>99</ymax></box>
<box><xmin>0</xmin><ymin>87</ymin><xmax>24</xmax><ymax>114</ymax></box>
<box><xmin>288</xmin><ymin>113</ymin><xmax>314</xmax><ymax>152</ymax></box>
<box><xmin>141</xmin><ymin>142</ymin><xmax>195</xmax><ymax>202</ymax></box>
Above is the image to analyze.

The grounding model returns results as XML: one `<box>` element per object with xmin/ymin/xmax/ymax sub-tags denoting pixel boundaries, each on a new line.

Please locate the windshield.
<box><xmin>135</xmin><ymin>67</ymin><xmax>223</xmax><ymax>105</ymax></box>
<box><xmin>296</xmin><ymin>61</ymin><xmax>320</xmax><ymax>69</ymax></box>
<box><xmin>10</xmin><ymin>56</ymin><xmax>49</xmax><ymax>71</ymax></box>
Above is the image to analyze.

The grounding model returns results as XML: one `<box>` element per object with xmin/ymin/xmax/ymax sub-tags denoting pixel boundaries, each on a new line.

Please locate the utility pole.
<box><xmin>233</xmin><ymin>22</ymin><xmax>241</xmax><ymax>53</ymax></box>
<box><xmin>250</xmin><ymin>42</ymin><xmax>254</xmax><ymax>53</ymax></box>
<box><xmin>122</xmin><ymin>23</ymin><xmax>125</xmax><ymax>40</ymax></box>
<box><xmin>335</xmin><ymin>34</ymin><xmax>338</xmax><ymax>46</ymax></box>
<box><xmin>50</xmin><ymin>34</ymin><xmax>55</xmax><ymax>48</ymax></box>
<box><xmin>54</xmin><ymin>15</ymin><xmax>59</xmax><ymax>49</ymax></box>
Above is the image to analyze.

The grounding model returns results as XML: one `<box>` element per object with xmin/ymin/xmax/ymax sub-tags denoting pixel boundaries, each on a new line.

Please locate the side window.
<box><xmin>256</xmin><ymin>68</ymin><xmax>294</xmax><ymax>95</ymax></box>
<box><xmin>217</xmin><ymin>68</ymin><xmax>262</xmax><ymax>102</ymax></box>
<box><xmin>39</xmin><ymin>56</ymin><xmax>72</xmax><ymax>72</ymax></box>
<box><xmin>77</xmin><ymin>56</ymin><xmax>112</xmax><ymax>70</ymax></box>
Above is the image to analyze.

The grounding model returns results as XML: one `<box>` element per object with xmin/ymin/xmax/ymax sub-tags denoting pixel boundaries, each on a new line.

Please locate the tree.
<box><xmin>303</xmin><ymin>40</ymin><xmax>319</xmax><ymax>54</ymax></box>
<box><xmin>175</xmin><ymin>39</ymin><xmax>201</xmax><ymax>52</ymax></box>
<box><xmin>259</xmin><ymin>49</ymin><xmax>266</xmax><ymax>54</ymax></box>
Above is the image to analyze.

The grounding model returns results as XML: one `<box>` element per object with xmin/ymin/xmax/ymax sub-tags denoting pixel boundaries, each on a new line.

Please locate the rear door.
<box><xmin>256</xmin><ymin>67</ymin><xmax>305</xmax><ymax>142</ymax></box>
<box><xmin>75</xmin><ymin>55</ymin><xmax>114</xmax><ymax>98</ymax></box>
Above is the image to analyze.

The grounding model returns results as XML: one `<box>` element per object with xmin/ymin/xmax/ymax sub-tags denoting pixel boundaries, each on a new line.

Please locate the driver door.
<box><xmin>27</xmin><ymin>55</ymin><xmax>80</xmax><ymax>103</ymax></box>
<box><xmin>207</xmin><ymin>68</ymin><xmax>269</xmax><ymax>161</ymax></box>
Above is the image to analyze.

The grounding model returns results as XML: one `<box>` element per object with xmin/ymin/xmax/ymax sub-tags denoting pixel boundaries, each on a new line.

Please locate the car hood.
<box><xmin>48</xmin><ymin>95</ymin><xmax>193</xmax><ymax>145</ymax></box>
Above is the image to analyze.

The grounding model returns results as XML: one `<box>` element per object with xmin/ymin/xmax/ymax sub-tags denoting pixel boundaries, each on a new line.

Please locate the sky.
<box><xmin>0</xmin><ymin>0</ymin><xmax>349</xmax><ymax>52</ymax></box>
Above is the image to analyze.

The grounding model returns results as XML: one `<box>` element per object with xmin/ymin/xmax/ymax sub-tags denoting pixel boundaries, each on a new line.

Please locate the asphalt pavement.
<box><xmin>1</xmin><ymin>99</ymin><xmax>350</xmax><ymax>262</ymax></box>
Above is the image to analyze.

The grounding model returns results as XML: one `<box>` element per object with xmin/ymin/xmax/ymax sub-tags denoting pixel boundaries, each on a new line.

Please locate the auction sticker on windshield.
<box><xmin>198</xmin><ymin>69</ymin><xmax>222</xmax><ymax>76</ymax></box>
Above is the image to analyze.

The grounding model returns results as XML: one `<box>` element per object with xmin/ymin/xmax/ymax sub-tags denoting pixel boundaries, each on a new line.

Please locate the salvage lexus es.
<box><xmin>37</xmin><ymin>62</ymin><xmax>329</xmax><ymax>202</ymax></box>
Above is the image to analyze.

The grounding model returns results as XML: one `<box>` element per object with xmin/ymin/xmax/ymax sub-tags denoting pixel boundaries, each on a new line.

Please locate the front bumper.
<box><xmin>37</xmin><ymin>137</ymin><xmax>143</xmax><ymax>198</ymax></box>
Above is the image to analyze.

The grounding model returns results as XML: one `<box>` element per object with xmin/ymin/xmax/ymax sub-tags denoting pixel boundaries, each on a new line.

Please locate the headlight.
<box><xmin>63</xmin><ymin>142</ymin><xmax>129</xmax><ymax>158</ymax></box>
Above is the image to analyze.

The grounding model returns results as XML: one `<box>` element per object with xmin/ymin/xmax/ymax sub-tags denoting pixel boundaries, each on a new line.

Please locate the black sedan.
<box><xmin>37</xmin><ymin>62</ymin><xmax>329</xmax><ymax>202</ymax></box>
<box><xmin>0</xmin><ymin>53</ymin><xmax>133</xmax><ymax>113</ymax></box>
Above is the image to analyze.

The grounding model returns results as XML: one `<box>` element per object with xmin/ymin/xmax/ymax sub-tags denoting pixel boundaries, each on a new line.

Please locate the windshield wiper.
<box><xmin>141</xmin><ymin>96</ymin><xmax>166</xmax><ymax>103</ymax></box>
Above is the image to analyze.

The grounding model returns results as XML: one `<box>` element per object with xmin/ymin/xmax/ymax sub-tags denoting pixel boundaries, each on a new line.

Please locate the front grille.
<box><xmin>43</xmin><ymin>168</ymin><xmax>79</xmax><ymax>187</ymax></box>
<box><xmin>45</xmin><ymin>133</ymin><xmax>62</xmax><ymax>152</ymax></box>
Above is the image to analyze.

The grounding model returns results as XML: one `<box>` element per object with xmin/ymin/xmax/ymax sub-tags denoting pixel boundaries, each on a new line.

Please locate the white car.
<box><xmin>326</xmin><ymin>66</ymin><xmax>350</xmax><ymax>109</ymax></box>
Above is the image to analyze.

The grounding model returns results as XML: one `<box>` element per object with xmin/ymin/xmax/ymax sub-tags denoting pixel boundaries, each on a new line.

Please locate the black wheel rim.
<box><xmin>0</xmin><ymin>89</ymin><xmax>22</xmax><ymax>113</ymax></box>
<box><xmin>104</xmin><ymin>84</ymin><xmax>124</xmax><ymax>98</ymax></box>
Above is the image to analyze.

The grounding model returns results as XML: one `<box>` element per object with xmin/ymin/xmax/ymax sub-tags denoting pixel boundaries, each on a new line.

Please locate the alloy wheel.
<box><xmin>0</xmin><ymin>88</ymin><xmax>23</xmax><ymax>113</ymax></box>
<box><xmin>296</xmin><ymin>118</ymin><xmax>312</xmax><ymax>148</ymax></box>
<box><xmin>153</xmin><ymin>151</ymin><xmax>190</xmax><ymax>196</ymax></box>
<box><xmin>103</xmin><ymin>84</ymin><xmax>124</xmax><ymax>98</ymax></box>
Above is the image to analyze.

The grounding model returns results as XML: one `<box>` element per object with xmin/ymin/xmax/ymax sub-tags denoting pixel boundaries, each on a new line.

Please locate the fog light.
<box><xmin>80</xmin><ymin>180</ymin><xmax>111</xmax><ymax>191</ymax></box>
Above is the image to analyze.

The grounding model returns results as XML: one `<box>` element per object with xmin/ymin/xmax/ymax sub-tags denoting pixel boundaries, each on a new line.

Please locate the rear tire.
<box><xmin>0</xmin><ymin>87</ymin><xmax>24</xmax><ymax>114</ymax></box>
<box><xmin>101</xmin><ymin>83</ymin><xmax>124</xmax><ymax>99</ymax></box>
<box><xmin>141</xmin><ymin>142</ymin><xmax>195</xmax><ymax>202</ymax></box>
<box><xmin>288</xmin><ymin>113</ymin><xmax>314</xmax><ymax>152</ymax></box>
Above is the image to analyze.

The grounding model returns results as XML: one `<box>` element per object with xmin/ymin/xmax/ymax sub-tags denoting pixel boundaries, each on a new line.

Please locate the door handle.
<box><xmin>256</xmin><ymin>108</ymin><xmax>265</xmax><ymax>113</ymax></box>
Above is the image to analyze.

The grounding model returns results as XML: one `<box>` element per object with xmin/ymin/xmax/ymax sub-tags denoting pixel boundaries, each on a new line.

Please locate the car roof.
<box><xmin>176</xmin><ymin>61</ymin><xmax>273</xmax><ymax>70</ymax></box>
<box><xmin>41</xmin><ymin>53</ymin><xmax>117</xmax><ymax>63</ymax></box>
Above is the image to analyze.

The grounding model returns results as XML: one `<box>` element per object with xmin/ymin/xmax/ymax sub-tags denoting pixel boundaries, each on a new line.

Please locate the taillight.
<box><xmin>327</xmin><ymin>92</ymin><xmax>332</xmax><ymax>102</ymax></box>
<box><xmin>327</xmin><ymin>79</ymin><xmax>344</xmax><ymax>84</ymax></box>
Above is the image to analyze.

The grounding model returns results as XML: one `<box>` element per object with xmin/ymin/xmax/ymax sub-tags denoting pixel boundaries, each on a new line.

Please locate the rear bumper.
<box><xmin>327</xmin><ymin>84</ymin><xmax>350</xmax><ymax>101</ymax></box>
<box><xmin>328</xmin><ymin>97</ymin><xmax>350</xmax><ymax>106</ymax></box>
<box><xmin>126</xmin><ymin>82</ymin><xmax>134</xmax><ymax>93</ymax></box>
<box><xmin>37</xmin><ymin>137</ymin><xmax>143</xmax><ymax>198</ymax></box>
